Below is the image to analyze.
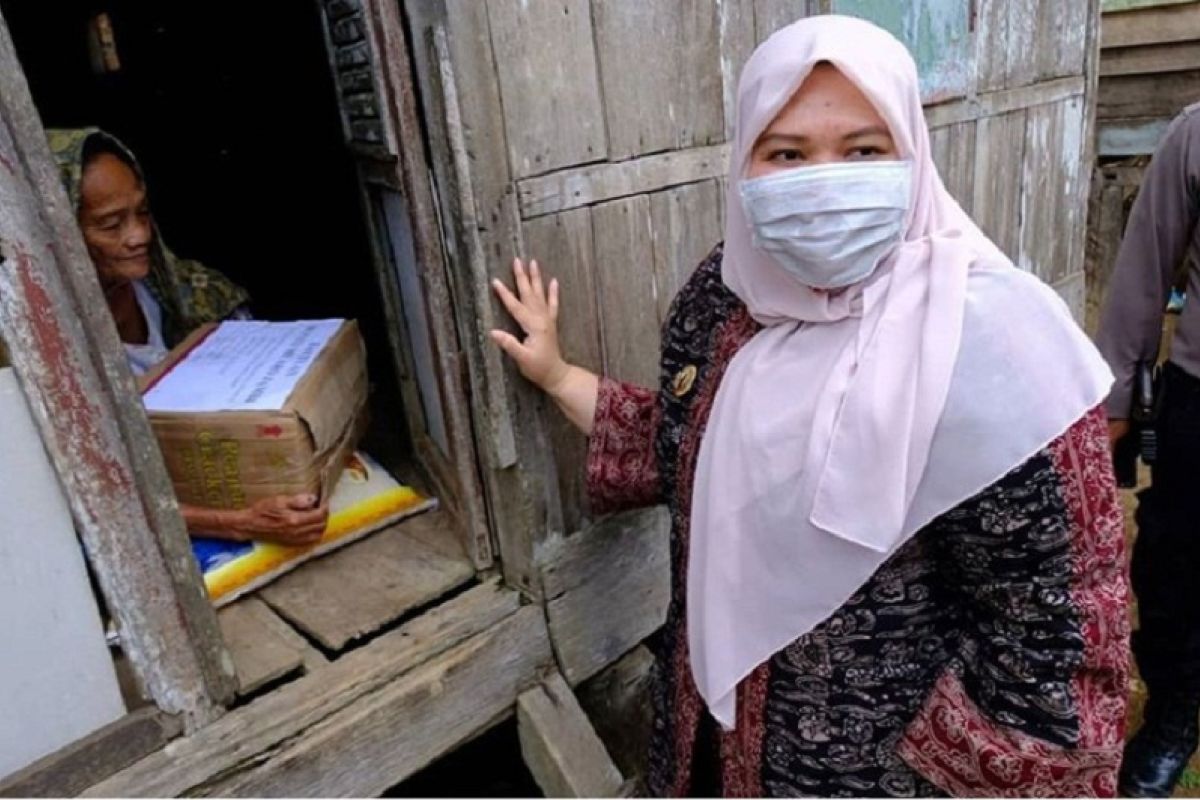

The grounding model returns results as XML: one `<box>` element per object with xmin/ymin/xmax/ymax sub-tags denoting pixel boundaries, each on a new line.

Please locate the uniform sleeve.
<box><xmin>1096</xmin><ymin>107</ymin><xmax>1200</xmax><ymax>416</ymax></box>
<box><xmin>898</xmin><ymin>406</ymin><xmax>1130</xmax><ymax>797</ymax></box>
<box><xmin>585</xmin><ymin>377</ymin><xmax>663</xmax><ymax>515</ymax></box>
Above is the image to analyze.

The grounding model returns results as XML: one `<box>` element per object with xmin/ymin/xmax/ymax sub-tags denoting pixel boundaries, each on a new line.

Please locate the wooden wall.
<box><xmin>405</xmin><ymin>0</ymin><xmax>1101</xmax><ymax>561</ymax></box>
<box><xmin>1097</xmin><ymin>0</ymin><xmax>1200</xmax><ymax>156</ymax></box>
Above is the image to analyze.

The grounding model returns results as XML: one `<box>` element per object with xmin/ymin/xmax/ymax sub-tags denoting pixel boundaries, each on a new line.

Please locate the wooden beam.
<box><xmin>541</xmin><ymin>507</ymin><xmax>670</xmax><ymax>685</ymax></box>
<box><xmin>0</xmin><ymin>12</ymin><xmax>236</xmax><ymax>724</ymax></box>
<box><xmin>0</xmin><ymin>709</ymin><xmax>181</xmax><ymax>798</ymax></box>
<box><xmin>0</xmin><ymin>12</ymin><xmax>236</xmax><ymax>726</ymax></box>
<box><xmin>1101</xmin><ymin>1</ymin><xmax>1200</xmax><ymax>48</ymax></box>
<box><xmin>1101</xmin><ymin>41</ymin><xmax>1200</xmax><ymax>76</ymax></box>
<box><xmin>924</xmin><ymin>76</ymin><xmax>1086</xmax><ymax>129</ymax></box>
<box><xmin>577</xmin><ymin>646</ymin><xmax>655</xmax><ymax>791</ymax></box>
<box><xmin>517</xmin><ymin>672</ymin><xmax>624</xmax><ymax>798</ymax></box>
<box><xmin>83</xmin><ymin>579</ymin><xmax>520</xmax><ymax>797</ymax></box>
<box><xmin>363</xmin><ymin>0</ymin><xmax>495</xmax><ymax>569</ymax></box>
<box><xmin>1098</xmin><ymin>69</ymin><xmax>1200</xmax><ymax>121</ymax></box>
<box><xmin>515</xmin><ymin>75</ymin><xmax>1087</xmax><ymax>221</ymax></box>
<box><xmin>517</xmin><ymin>144</ymin><xmax>731</xmax><ymax>219</ymax></box>
<box><xmin>1098</xmin><ymin>117</ymin><xmax>1171</xmax><ymax>156</ymax></box>
<box><xmin>204</xmin><ymin>605</ymin><xmax>555</xmax><ymax>797</ymax></box>
<box><xmin>414</xmin><ymin>12</ymin><xmax>561</xmax><ymax>599</ymax></box>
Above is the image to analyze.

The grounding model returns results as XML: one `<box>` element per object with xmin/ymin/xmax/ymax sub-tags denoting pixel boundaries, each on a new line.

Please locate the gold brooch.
<box><xmin>671</xmin><ymin>365</ymin><xmax>698</xmax><ymax>397</ymax></box>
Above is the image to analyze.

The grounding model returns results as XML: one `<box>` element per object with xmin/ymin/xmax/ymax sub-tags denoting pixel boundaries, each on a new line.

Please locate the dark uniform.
<box><xmin>1096</xmin><ymin>102</ymin><xmax>1200</xmax><ymax>797</ymax></box>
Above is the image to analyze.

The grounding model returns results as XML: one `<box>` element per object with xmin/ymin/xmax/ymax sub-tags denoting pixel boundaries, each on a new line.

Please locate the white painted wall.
<box><xmin>0</xmin><ymin>367</ymin><xmax>124</xmax><ymax>779</ymax></box>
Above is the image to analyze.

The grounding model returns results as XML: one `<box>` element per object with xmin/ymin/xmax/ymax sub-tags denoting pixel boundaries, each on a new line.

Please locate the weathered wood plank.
<box><xmin>649</xmin><ymin>180</ymin><xmax>724</xmax><ymax>324</ymax></box>
<box><xmin>0</xmin><ymin>14</ymin><xmax>236</xmax><ymax>727</ymax></box>
<box><xmin>203</xmin><ymin>606</ymin><xmax>555</xmax><ymax>797</ymax></box>
<box><xmin>369</xmin><ymin>0</ymin><xmax>496</xmax><ymax>568</ymax></box>
<box><xmin>397</xmin><ymin>500</ymin><xmax>470</xmax><ymax>562</ymax></box>
<box><xmin>365</xmin><ymin>0</ymin><xmax>495</xmax><ymax>570</ymax></box>
<box><xmin>1096</xmin><ymin>118</ymin><xmax>1172</xmax><ymax>157</ymax></box>
<box><xmin>718</xmin><ymin>0</ymin><xmax>757</xmax><ymax>139</ymax></box>
<box><xmin>0</xmin><ymin>709</ymin><xmax>181</xmax><ymax>799</ymax></box>
<box><xmin>972</xmin><ymin>108</ymin><xmax>1027</xmax><ymax>259</ymax></box>
<box><xmin>754</xmin><ymin>0</ymin><xmax>812</xmax><ymax>42</ymax></box>
<box><xmin>1017</xmin><ymin>99</ymin><xmax>1065</xmax><ymax>279</ymax></box>
<box><xmin>541</xmin><ymin>507</ymin><xmax>671</xmax><ymax>685</ymax></box>
<box><xmin>218</xmin><ymin>598</ymin><xmax>306</xmax><ymax>695</ymax></box>
<box><xmin>410</xmin><ymin>8</ymin><xmax>559</xmax><ymax>599</ymax></box>
<box><xmin>1102</xmin><ymin>0</ymin><xmax>1200</xmax><ymax>48</ymax></box>
<box><xmin>1003</xmin><ymin>0</ymin><xmax>1040</xmax><ymax>89</ymax></box>
<box><xmin>519</xmin><ymin>143</ymin><xmax>731</xmax><ymax>219</ymax></box>
<box><xmin>517</xmin><ymin>672</ymin><xmax>624</xmax><ymax>799</ymax></box>
<box><xmin>925</xmin><ymin>75</ymin><xmax>1085</xmax><ymax>129</ymax></box>
<box><xmin>973</xmin><ymin>0</ymin><xmax>1041</xmax><ymax>91</ymax></box>
<box><xmin>524</xmin><ymin>208</ymin><xmax>602</xmax><ymax>535</ymax></box>
<box><xmin>259</xmin><ymin>513</ymin><xmax>474</xmax><ymax>652</ymax></box>
<box><xmin>593</xmin><ymin>1</ymin><xmax>724</xmax><ymax>160</ymax></box>
<box><xmin>486</xmin><ymin>0</ymin><xmax>607</xmax><ymax>178</ymax></box>
<box><xmin>576</xmin><ymin>645</ymin><xmax>655</xmax><ymax>791</ymax></box>
<box><xmin>592</xmin><ymin>196</ymin><xmax>661</xmax><ymax>390</ymax></box>
<box><xmin>830</xmin><ymin>0</ymin><xmax>973</xmax><ymax>102</ymax></box>
<box><xmin>1035</xmin><ymin>0</ymin><xmax>1090</xmax><ymax>81</ymax></box>
<box><xmin>974</xmin><ymin>0</ymin><xmax>1011</xmax><ymax>92</ymax></box>
<box><xmin>1098</xmin><ymin>69</ymin><xmax>1200</xmax><ymax>121</ymax></box>
<box><xmin>926</xmin><ymin>118</ymin><xmax>974</xmax><ymax>215</ymax></box>
<box><xmin>83</xmin><ymin>579</ymin><xmax>519</xmax><ymax>797</ymax></box>
<box><xmin>1023</xmin><ymin>97</ymin><xmax>1087</xmax><ymax>285</ymax></box>
<box><xmin>1086</xmin><ymin>161</ymin><xmax>1146</xmax><ymax>333</ymax></box>
<box><xmin>1101</xmin><ymin>41</ymin><xmax>1200</xmax><ymax>76</ymax></box>
<box><xmin>431</xmin><ymin>27</ymin><xmax>518</xmax><ymax>471</ymax></box>
<box><xmin>1051</xmin><ymin>270</ymin><xmax>1088</xmax><ymax>324</ymax></box>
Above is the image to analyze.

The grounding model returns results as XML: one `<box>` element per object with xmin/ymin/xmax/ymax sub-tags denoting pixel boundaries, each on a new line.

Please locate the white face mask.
<box><xmin>739</xmin><ymin>160</ymin><xmax>912</xmax><ymax>289</ymax></box>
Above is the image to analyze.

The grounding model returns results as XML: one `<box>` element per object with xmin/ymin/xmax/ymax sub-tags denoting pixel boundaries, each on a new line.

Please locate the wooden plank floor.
<box><xmin>257</xmin><ymin>509</ymin><xmax>474</xmax><ymax>653</ymax></box>
<box><xmin>216</xmin><ymin>506</ymin><xmax>473</xmax><ymax>699</ymax></box>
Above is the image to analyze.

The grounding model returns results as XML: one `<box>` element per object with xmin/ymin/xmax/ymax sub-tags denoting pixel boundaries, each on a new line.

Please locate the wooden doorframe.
<box><xmin>316</xmin><ymin>0</ymin><xmax>495</xmax><ymax>569</ymax></box>
<box><xmin>0</xmin><ymin>13</ymin><xmax>235</xmax><ymax>731</ymax></box>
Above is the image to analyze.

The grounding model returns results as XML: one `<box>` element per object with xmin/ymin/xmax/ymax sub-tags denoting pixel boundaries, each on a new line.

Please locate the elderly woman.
<box><xmin>50</xmin><ymin>128</ymin><xmax>327</xmax><ymax>546</ymax></box>
<box><xmin>492</xmin><ymin>16</ymin><xmax>1129</xmax><ymax>798</ymax></box>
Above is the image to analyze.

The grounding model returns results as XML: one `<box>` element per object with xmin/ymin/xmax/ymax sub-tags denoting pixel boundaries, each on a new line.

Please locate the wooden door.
<box><xmin>316</xmin><ymin>0</ymin><xmax>494</xmax><ymax>568</ymax></box>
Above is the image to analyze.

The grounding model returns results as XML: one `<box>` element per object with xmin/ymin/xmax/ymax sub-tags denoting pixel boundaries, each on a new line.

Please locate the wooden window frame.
<box><xmin>0</xmin><ymin>10</ymin><xmax>236</xmax><ymax>747</ymax></box>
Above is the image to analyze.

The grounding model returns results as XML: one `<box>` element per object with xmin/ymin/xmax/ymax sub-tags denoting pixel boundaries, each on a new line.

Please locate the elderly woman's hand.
<box><xmin>490</xmin><ymin>257</ymin><xmax>600</xmax><ymax>435</ymax></box>
<box><xmin>490</xmin><ymin>258</ymin><xmax>570</xmax><ymax>393</ymax></box>
<box><xmin>182</xmin><ymin>494</ymin><xmax>329</xmax><ymax>546</ymax></box>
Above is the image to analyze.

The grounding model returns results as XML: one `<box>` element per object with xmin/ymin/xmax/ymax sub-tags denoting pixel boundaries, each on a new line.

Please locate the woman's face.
<box><xmin>748</xmin><ymin>63</ymin><xmax>898</xmax><ymax>179</ymax></box>
<box><xmin>78</xmin><ymin>152</ymin><xmax>153</xmax><ymax>290</ymax></box>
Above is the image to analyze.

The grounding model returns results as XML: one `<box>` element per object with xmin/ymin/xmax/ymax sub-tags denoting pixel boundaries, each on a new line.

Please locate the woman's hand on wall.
<box><xmin>490</xmin><ymin>258</ymin><xmax>569</xmax><ymax>391</ymax></box>
<box><xmin>491</xmin><ymin>257</ymin><xmax>599</xmax><ymax>435</ymax></box>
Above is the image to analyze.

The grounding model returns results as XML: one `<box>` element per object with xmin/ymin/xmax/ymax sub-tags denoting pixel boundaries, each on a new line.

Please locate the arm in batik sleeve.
<box><xmin>899</xmin><ymin>406</ymin><xmax>1129</xmax><ymax>797</ymax></box>
<box><xmin>585</xmin><ymin>377</ymin><xmax>663</xmax><ymax>515</ymax></box>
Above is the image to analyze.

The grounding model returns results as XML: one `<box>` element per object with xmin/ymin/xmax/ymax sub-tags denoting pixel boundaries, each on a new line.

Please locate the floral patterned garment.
<box><xmin>586</xmin><ymin>244</ymin><xmax>1130</xmax><ymax>798</ymax></box>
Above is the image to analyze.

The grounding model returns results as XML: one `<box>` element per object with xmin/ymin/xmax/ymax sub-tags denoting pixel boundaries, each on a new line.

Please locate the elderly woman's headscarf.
<box><xmin>46</xmin><ymin>128</ymin><xmax>248</xmax><ymax>347</ymax></box>
<box><xmin>688</xmin><ymin>15</ymin><xmax>1113</xmax><ymax>728</ymax></box>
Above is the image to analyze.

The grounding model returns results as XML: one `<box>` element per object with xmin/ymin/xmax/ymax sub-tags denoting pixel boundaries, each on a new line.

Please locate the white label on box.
<box><xmin>144</xmin><ymin>319</ymin><xmax>343</xmax><ymax>412</ymax></box>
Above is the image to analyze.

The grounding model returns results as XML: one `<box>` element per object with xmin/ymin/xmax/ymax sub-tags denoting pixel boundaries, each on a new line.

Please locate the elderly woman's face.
<box><xmin>748</xmin><ymin>63</ymin><xmax>898</xmax><ymax>178</ymax></box>
<box><xmin>78</xmin><ymin>152</ymin><xmax>153</xmax><ymax>290</ymax></box>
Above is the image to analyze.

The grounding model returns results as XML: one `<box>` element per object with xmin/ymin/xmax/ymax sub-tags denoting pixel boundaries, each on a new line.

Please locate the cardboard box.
<box><xmin>138</xmin><ymin>320</ymin><xmax>368</xmax><ymax>509</ymax></box>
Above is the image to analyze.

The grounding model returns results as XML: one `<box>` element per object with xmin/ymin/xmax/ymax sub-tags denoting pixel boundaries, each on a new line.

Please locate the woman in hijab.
<box><xmin>49</xmin><ymin>128</ymin><xmax>327</xmax><ymax>546</ymax></box>
<box><xmin>491</xmin><ymin>16</ymin><xmax>1129</xmax><ymax>798</ymax></box>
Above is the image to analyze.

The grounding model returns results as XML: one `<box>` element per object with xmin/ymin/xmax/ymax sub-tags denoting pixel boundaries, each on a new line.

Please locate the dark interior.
<box><xmin>3</xmin><ymin>0</ymin><xmax>414</xmax><ymax>475</ymax></box>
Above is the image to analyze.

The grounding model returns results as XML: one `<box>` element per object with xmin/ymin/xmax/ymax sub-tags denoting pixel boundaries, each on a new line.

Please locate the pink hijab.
<box><xmin>688</xmin><ymin>15</ymin><xmax>1112</xmax><ymax>728</ymax></box>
